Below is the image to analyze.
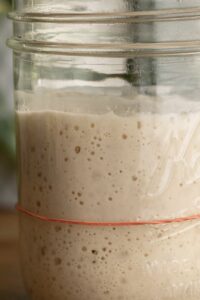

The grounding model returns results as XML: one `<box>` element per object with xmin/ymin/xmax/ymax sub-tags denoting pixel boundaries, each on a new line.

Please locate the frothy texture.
<box><xmin>17</xmin><ymin>90</ymin><xmax>200</xmax><ymax>300</ymax></box>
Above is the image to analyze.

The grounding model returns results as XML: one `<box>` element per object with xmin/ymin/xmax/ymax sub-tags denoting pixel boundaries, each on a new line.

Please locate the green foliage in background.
<box><xmin>0</xmin><ymin>0</ymin><xmax>11</xmax><ymax>14</ymax></box>
<box><xmin>0</xmin><ymin>0</ymin><xmax>15</xmax><ymax>169</ymax></box>
<box><xmin>0</xmin><ymin>118</ymin><xmax>15</xmax><ymax>168</ymax></box>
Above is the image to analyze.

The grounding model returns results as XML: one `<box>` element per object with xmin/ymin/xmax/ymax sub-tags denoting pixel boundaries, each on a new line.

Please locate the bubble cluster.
<box><xmin>17</xmin><ymin>94</ymin><xmax>200</xmax><ymax>300</ymax></box>
<box><xmin>20</xmin><ymin>215</ymin><xmax>200</xmax><ymax>300</ymax></box>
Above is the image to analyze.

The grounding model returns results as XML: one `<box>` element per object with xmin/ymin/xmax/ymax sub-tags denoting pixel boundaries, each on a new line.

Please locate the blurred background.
<box><xmin>0</xmin><ymin>4</ymin><xmax>26</xmax><ymax>299</ymax></box>
<box><xmin>0</xmin><ymin>0</ymin><xmax>17</xmax><ymax>210</ymax></box>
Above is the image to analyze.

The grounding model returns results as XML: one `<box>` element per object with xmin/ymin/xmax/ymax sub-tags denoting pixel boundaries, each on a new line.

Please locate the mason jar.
<box><xmin>8</xmin><ymin>1</ymin><xmax>200</xmax><ymax>299</ymax></box>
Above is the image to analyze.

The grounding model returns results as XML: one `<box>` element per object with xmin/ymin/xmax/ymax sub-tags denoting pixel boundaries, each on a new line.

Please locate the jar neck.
<box><xmin>8</xmin><ymin>1</ymin><xmax>200</xmax><ymax>57</ymax></box>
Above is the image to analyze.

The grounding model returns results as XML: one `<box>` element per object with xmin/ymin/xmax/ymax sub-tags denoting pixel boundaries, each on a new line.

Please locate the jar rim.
<box><xmin>7</xmin><ymin>39</ymin><xmax>200</xmax><ymax>58</ymax></box>
<box><xmin>8</xmin><ymin>7</ymin><xmax>200</xmax><ymax>24</ymax></box>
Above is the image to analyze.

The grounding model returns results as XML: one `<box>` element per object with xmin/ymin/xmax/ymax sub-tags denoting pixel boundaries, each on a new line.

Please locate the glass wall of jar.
<box><xmin>8</xmin><ymin>1</ymin><xmax>200</xmax><ymax>299</ymax></box>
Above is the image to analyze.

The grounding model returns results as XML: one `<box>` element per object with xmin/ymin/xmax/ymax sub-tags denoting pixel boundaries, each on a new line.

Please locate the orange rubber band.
<box><xmin>16</xmin><ymin>204</ymin><xmax>200</xmax><ymax>226</ymax></box>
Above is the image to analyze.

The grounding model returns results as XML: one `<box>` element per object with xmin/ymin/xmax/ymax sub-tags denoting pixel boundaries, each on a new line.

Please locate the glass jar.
<box><xmin>8</xmin><ymin>1</ymin><xmax>200</xmax><ymax>299</ymax></box>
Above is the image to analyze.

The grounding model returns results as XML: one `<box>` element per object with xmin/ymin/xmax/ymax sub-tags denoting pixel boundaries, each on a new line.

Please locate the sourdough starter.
<box><xmin>17</xmin><ymin>90</ymin><xmax>200</xmax><ymax>300</ymax></box>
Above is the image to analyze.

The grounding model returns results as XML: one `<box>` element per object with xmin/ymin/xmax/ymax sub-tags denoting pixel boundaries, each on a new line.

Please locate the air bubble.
<box><xmin>55</xmin><ymin>225</ymin><xmax>61</xmax><ymax>232</ymax></box>
<box><xmin>54</xmin><ymin>257</ymin><xmax>62</xmax><ymax>265</ymax></box>
<box><xmin>132</xmin><ymin>176</ymin><xmax>138</xmax><ymax>181</ymax></box>
<box><xmin>40</xmin><ymin>246</ymin><xmax>46</xmax><ymax>256</ymax></box>
<box><xmin>75</xmin><ymin>146</ymin><xmax>81</xmax><ymax>154</ymax></box>
<box><xmin>122</xmin><ymin>134</ymin><xmax>128</xmax><ymax>139</ymax></box>
<box><xmin>104</xmin><ymin>291</ymin><xmax>110</xmax><ymax>295</ymax></box>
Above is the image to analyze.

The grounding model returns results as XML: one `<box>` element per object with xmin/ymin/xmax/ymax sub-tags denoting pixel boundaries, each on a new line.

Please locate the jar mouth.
<box><xmin>8</xmin><ymin>7</ymin><xmax>200</xmax><ymax>24</ymax></box>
